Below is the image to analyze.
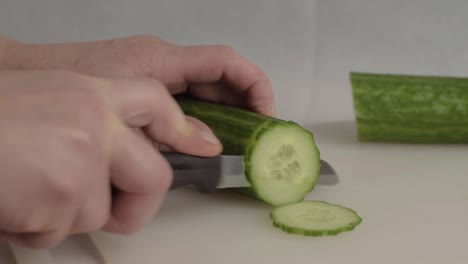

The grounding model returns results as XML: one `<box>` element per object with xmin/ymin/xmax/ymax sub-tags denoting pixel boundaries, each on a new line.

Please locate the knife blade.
<box><xmin>163</xmin><ymin>152</ymin><xmax>338</xmax><ymax>193</ymax></box>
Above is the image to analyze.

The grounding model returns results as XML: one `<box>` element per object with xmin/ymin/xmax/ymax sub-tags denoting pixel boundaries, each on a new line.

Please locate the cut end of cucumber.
<box><xmin>247</xmin><ymin>123</ymin><xmax>320</xmax><ymax>207</ymax></box>
<box><xmin>175</xmin><ymin>97</ymin><xmax>321</xmax><ymax>206</ymax></box>
<box><xmin>270</xmin><ymin>200</ymin><xmax>362</xmax><ymax>237</ymax></box>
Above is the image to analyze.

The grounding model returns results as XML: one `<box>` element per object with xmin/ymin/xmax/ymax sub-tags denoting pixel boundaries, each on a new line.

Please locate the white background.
<box><xmin>0</xmin><ymin>0</ymin><xmax>318</xmax><ymax>124</ymax></box>
<box><xmin>1</xmin><ymin>0</ymin><xmax>468</xmax><ymax>123</ymax></box>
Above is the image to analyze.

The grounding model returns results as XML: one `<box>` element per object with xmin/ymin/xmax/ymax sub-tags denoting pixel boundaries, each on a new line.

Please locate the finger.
<box><xmin>69</xmin><ymin>178</ymin><xmax>111</xmax><ymax>234</ymax></box>
<box><xmin>151</xmin><ymin>116</ymin><xmax>210</xmax><ymax>152</ymax></box>
<box><xmin>162</xmin><ymin>45</ymin><xmax>275</xmax><ymax>116</ymax></box>
<box><xmin>0</xmin><ymin>232</ymin><xmax>23</xmax><ymax>248</ymax></box>
<box><xmin>8</xmin><ymin>231</ymin><xmax>66</xmax><ymax>249</ymax></box>
<box><xmin>0</xmin><ymin>230</ymin><xmax>16</xmax><ymax>243</ymax></box>
<box><xmin>133</xmin><ymin>127</ymin><xmax>173</xmax><ymax>152</ymax></box>
<box><xmin>102</xmin><ymin>126</ymin><xmax>172</xmax><ymax>234</ymax></box>
<box><xmin>130</xmin><ymin>127</ymin><xmax>172</xmax><ymax>152</ymax></box>
<box><xmin>187</xmin><ymin>83</ymin><xmax>248</xmax><ymax>109</ymax></box>
<box><xmin>105</xmin><ymin>77</ymin><xmax>222</xmax><ymax>157</ymax></box>
<box><xmin>103</xmin><ymin>192</ymin><xmax>162</xmax><ymax>235</ymax></box>
<box><xmin>166</xmin><ymin>82</ymin><xmax>188</xmax><ymax>94</ymax></box>
<box><xmin>185</xmin><ymin>115</ymin><xmax>215</xmax><ymax>134</ymax></box>
<box><xmin>111</xmin><ymin>126</ymin><xmax>170</xmax><ymax>194</ymax></box>
<box><xmin>152</xmin><ymin>142</ymin><xmax>173</xmax><ymax>152</ymax></box>
<box><xmin>0</xmin><ymin>201</ymin><xmax>75</xmax><ymax>249</ymax></box>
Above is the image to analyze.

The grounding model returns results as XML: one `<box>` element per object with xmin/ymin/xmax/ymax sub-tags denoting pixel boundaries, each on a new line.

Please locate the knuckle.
<box><xmin>64</xmin><ymin>87</ymin><xmax>109</xmax><ymax>152</ymax></box>
<box><xmin>108</xmin><ymin>35</ymin><xmax>169</xmax><ymax>74</ymax></box>
<box><xmin>46</xmin><ymin>150</ymin><xmax>103</xmax><ymax>203</ymax></box>
<box><xmin>131</xmin><ymin>36</ymin><xmax>156</xmax><ymax>51</ymax></box>
<box><xmin>78</xmin><ymin>93</ymin><xmax>109</xmax><ymax>127</ymax></box>
<box><xmin>61</xmin><ymin>130</ymin><xmax>104</xmax><ymax>177</ymax></box>
<box><xmin>216</xmin><ymin>44</ymin><xmax>238</xmax><ymax>58</ymax></box>
<box><xmin>56</xmin><ymin>71</ymin><xmax>106</xmax><ymax>96</ymax></box>
<box><xmin>7</xmin><ymin>212</ymin><xmax>45</xmax><ymax>233</ymax></box>
<box><xmin>145</xmin><ymin>77</ymin><xmax>166</xmax><ymax>94</ymax></box>
<box><xmin>140</xmin><ymin>161</ymin><xmax>172</xmax><ymax>194</ymax></box>
<box><xmin>78</xmin><ymin>209</ymin><xmax>109</xmax><ymax>233</ymax></box>
<box><xmin>158</xmin><ymin>169</ymin><xmax>173</xmax><ymax>193</ymax></box>
<box><xmin>72</xmin><ymin>78</ymin><xmax>107</xmax><ymax>107</ymax></box>
<box><xmin>20</xmin><ymin>231</ymin><xmax>64</xmax><ymax>249</ymax></box>
<box><xmin>55</xmin><ymin>74</ymin><xmax>108</xmax><ymax>119</ymax></box>
<box><xmin>45</xmin><ymin>153</ymin><xmax>95</xmax><ymax>203</ymax></box>
<box><xmin>260</xmin><ymin>76</ymin><xmax>274</xmax><ymax>98</ymax></box>
<box><xmin>153</xmin><ymin>160</ymin><xmax>173</xmax><ymax>192</ymax></box>
<box><xmin>115</xmin><ymin>223</ymin><xmax>142</xmax><ymax>236</ymax></box>
<box><xmin>123</xmin><ymin>35</ymin><xmax>168</xmax><ymax>56</ymax></box>
<box><xmin>105</xmin><ymin>219</ymin><xmax>141</xmax><ymax>236</ymax></box>
<box><xmin>47</xmin><ymin>171</ymin><xmax>81</xmax><ymax>202</ymax></box>
<box><xmin>132</xmin><ymin>34</ymin><xmax>165</xmax><ymax>44</ymax></box>
<box><xmin>146</xmin><ymin>79</ymin><xmax>174</xmax><ymax>111</ymax></box>
<box><xmin>88</xmin><ymin>216</ymin><xmax>109</xmax><ymax>232</ymax></box>
<box><xmin>42</xmin><ymin>91</ymin><xmax>108</xmax><ymax>202</ymax></box>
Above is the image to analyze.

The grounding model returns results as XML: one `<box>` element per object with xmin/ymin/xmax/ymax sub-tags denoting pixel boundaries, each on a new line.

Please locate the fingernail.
<box><xmin>270</xmin><ymin>105</ymin><xmax>276</xmax><ymax>116</ymax></box>
<box><xmin>199</xmin><ymin>129</ymin><xmax>220</xmax><ymax>145</ymax></box>
<box><xmin>167</xmin><ymin>82</ymin><xmax>188</xmax><ymax>94</ymax></box>
<box><xmin>185</xmin><ymin>116</ymin><xmax>221</xmax><ymax>145</ymax></box>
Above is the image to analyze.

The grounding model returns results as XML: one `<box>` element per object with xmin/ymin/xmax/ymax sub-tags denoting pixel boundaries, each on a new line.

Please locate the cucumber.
<box><xmin>270</xmin><ymin>200</ymin><xmax>362</xmax><ymax>236</ymax></box>
<box><xmin>350</xmin><ymin>72</ymin><xmax>468</xmax><ymax>143</ymax></box>
<box><xmin>176</xmin><ymin>97</ymin><xmax>321</xmax><ymax>207</ymax></box>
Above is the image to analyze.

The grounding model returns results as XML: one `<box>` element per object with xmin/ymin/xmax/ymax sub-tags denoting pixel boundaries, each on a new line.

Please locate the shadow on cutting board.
<box><xmin>0</xmin><ymin>242</ymin><xmax>15</xmax><ymax>264</ymax></box>
<box><xmin>155</xmin><ymin>187</ymin><xmax>269</xmax><ymax>221</ymax></box>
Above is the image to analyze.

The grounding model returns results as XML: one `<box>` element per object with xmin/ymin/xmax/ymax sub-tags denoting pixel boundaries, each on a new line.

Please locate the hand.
<box><xmin>3</xmin><ymin>35</ymin><xmax>275</xmax><ymax>116</ymax></box>
<box><xmin>0</xmin><ymin>70</ymin><xmax>221</xmax><ymax>249</ymax></box>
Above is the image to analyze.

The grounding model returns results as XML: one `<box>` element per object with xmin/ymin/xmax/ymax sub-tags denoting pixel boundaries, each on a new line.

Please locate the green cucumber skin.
<box><xmin>176</xmin><ymin>97</ymin><xmax>319</xmax><ymax>206</ymax></box>
<box><xmin>176</xmin><ymin>97</ymin><xmax>285</xmax><ymax>155</ymax></box>
<box><xmin>351</xmin><ymin>72</ymin><xmax>468</xmax><ymax>143</ymax></box>
<box><xmin>356</xmin><ymin>119</ymin><xmax>468</xmax><ymax>143</ymax></box>
<box><xmin>271</xmin><ymin>220</ymin><xmax>361</xmax><ymax>237</ymax></box>
<box><xmin>229</xmin><ymin>187</ymin><xmax>269</xmax><ymax>203</ymax></box>
<box><xmin>231</xmin><ymin>187</ymin><xmax>306</xmax><ymax>205</ymax></box>
<box><xmin>270</xmin><ymin>201</ymin><xmax>362</xmax><ymax>237</ymax></box>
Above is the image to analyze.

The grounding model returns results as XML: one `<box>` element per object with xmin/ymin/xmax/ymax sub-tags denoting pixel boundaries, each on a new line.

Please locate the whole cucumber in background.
<box><xmin>351</xmin><ymin>72</ymin><xmax>468</xmax><ymax>143</ymax></box>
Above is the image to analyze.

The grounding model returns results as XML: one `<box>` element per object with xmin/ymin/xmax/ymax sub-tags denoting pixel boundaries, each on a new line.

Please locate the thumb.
<box><xmin>105</xmin><ymin>76</ymin><xmax>222</xmax><ymax>157</ymax></box>
<box><xmin>151</xmin><ymin>116</ymin><xmax>222</xmax><ymax>155</ymax></box>
<box><xmin>170</xmin><ymin>115</ymin><xmax>222</xmax><ymax>157</ymax></box>
<box><xmin>186</xmin><ymin>115</ymin><xmax>220</xmax><ymax>144</ymax></box>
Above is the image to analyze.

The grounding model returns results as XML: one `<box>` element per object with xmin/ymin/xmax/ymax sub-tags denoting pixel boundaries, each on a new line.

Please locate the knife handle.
<box><xmin>162</xmin><ymin>152</ymin><xmax>221</xmax><ymax>193</ymax></box>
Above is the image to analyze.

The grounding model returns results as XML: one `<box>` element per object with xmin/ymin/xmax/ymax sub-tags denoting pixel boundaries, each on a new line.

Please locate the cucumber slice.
<box><xmin>351</xmin><ymin>72</ymin><xmax>468</xmax><ymax>143</ymax></box>
<box><xmin>176</xmin><ymin>97</ymin><xmax>321</xmax><ymax>206</ymax></box>
<box><xmin>270</xmin><ymin>200</ymin><xmax>362</xmax><ymax>236</ymax></box>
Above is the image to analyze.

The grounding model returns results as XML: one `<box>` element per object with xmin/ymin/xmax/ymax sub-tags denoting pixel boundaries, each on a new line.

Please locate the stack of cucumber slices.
<box><xmin>177</xmin><ymin>97</ymin><xmax>362</xmax><ymax>237</ymax></box>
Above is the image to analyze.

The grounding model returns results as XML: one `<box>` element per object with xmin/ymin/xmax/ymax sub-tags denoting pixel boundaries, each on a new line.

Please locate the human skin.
<box><xmin>0</xmin><ymin>35</ymin><xmax>275</xmax><ymax>249</ymax></box>
<box><xmin>0</xmin><ymin>35</ymin><xmax>275</xmax><ymax>115</ymax></box>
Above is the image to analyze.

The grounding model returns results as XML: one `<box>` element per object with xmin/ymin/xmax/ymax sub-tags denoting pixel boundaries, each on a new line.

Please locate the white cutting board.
<box><xmin>2</xmin><ymin>120</ymin><xmax>468</xmax><ymax>263</ymax></box>
<box><xmin>87</xmin><ymin>120</ymin><xmax>468</xmax><ymax>264</ymax></box>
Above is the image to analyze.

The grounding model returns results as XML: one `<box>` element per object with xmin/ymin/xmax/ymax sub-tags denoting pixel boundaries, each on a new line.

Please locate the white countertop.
<box><xmin>3</xmin><ymin>120</ymin><xmax>467</xmax><ymax>264</ymax></box>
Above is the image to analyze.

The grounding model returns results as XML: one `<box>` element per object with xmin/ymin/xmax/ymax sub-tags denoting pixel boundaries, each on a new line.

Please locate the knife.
<box><xmin>163</xmin><ymin>152</ymin><xmax>338</xmax><ymax>193</ymax></box>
